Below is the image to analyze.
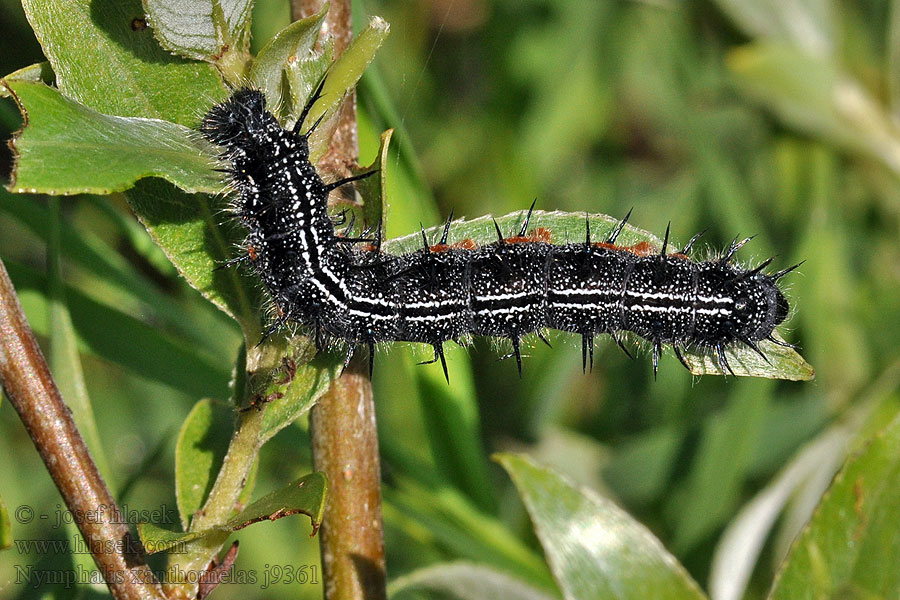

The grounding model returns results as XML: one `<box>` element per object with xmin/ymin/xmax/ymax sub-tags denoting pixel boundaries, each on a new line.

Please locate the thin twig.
<box><xmin>0</xmin><ymin>258</ymin><xmax>165</xmax><ymax>600</ymax></box>
<box><xmin>292</xmin><ymin>1</ymin><xmax>388</xmax><ymax>599</ymax></box>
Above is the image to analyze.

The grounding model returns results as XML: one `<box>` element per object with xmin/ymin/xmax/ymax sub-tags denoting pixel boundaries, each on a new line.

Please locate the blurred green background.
<box><xmin>2</xmin><ymin>0</ymin><xmax>900</xmax><ymax>598</ymax></box>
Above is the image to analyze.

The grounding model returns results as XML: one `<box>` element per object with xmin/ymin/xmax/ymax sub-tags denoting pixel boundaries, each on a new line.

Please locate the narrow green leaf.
<box><xmin>384</xmin><ymin>481</ymin><xmax>556</xmax><ymax>591</ymax></box>
<box><xmin>304</xmin><ymin>15</ymin><xmax>390</xmax><ymax>163</ymax></box>
<box><xmin>497</xmin><ymin>453</ymin><xmax>707</xmax><ymax>600</ymax></box>
<box><xmin>711</xmin><ymin>0</ymin><xmax>834</xmax><ymax>56</ymax></box>
<box><xmin>388</xmin><ymin>562</ymin><xmax>560</xmax><ymax>600</ymax></box>
<box><xmin>21</xmin><ymin>0</ymin><xmax>224</xmax><ymax>125</ymax></box>
<box><xmin>414</xmin><ymin>345</ymin><xmax>496</xmax><ymax>514</ymax></box>
<box><xmin>139</xmin><ymin>472</ymin><xmax>327</xmax><ymax>554</ymax></box>
<box><xmin>3</xmin><ymin>80</ymin><xmax>222</xmax><ymax>195</ymax></box>
<box><xmin>85</xmin><ymin>196</ymin><xmax>179</xmax><ymax>277</ymax></box>
<box><xmin>768</xmin><ymin>412</ymin><xmax>900</xmax><ymax>600</ymax></box>
<box><xmin>4</xmin><ymin>259</ymin><xmax>232</xmax><ymax>399</ymax></box>
<box><xmin>384</xmin><ymin>210</ymin><xmax>813</xmax><ymax>380</ymax></box>
<box><xmin>283</xmin><ymin>40</ymin><xmax>334</xmax><ymax>131</ymax></box>
<box><xmin>669</xmin><ymin>382</ymin><xmax>773</xmax><ymax>553</ymax></box>
<box><xmin>0</xmin><ymin>190</ymin><xmax>238</xmax><ymax>357</ymax></box>
<box><xmin>143</xmin><ymin>0</ymin><xmax>253</xmax><ymax>62</ymax></box>
<box><xmin>46</xmin><ymin>198</ymin><xmax>113</xmax><ymax>484</ymax></box>
<box><xmin>249</xmin><ymin>4</ymin><xmax>329</xmax><ymax>111</ymax></box>
<box><xmin>710</xmin><ymin>425</ymin><xmax>853</xmax><ymax>600</ymax></box>
<box><xmin>175</xmin><ymin>399</ymin><xmax>235</xmax><ymax>531</ymax></box>
<box><xmin>729</xmin><ymin>42</ymin><xmax>900</xmax><ymax>177</ymax></box>
<box><xmin>137</xmin><ymin>520</ymin><xmax>213</xmax><ymax>554</ymax></box>
<box><xmin>0</xmin><ymin>495</ymin><xmax>10</xmax><ymax>550</ymax></box>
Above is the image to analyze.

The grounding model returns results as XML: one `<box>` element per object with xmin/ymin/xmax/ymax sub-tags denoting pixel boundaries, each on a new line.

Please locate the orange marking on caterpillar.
<box><xmin>452</xmin><ymin>239</ymin><xmax>478</xmax><ymax>250</ymax></box>
<box><xmin>506</xmin><ymin>227</ymin><xmax>552</xmax><ymax>244</ymax></box>
<box><xmin>594</xmin><ymin>241</ymin><xmax>656</xmax><ymax>256</ymax></box>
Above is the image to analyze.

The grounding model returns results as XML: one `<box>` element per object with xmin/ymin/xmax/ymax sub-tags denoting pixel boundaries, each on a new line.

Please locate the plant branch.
<box><xmin>310</xmin><ymin>354</ymin><xmax>386</xmax><ymax>600</ymax></box>
<box><xmin>0</xmin><ymin>258</ymin><xmax>165</xmax><ymax>600</ymax></box>
<box><xmin>293</xmin><ymin>1</ymin><xmax>387</xmax><ymax>599</ymax></box>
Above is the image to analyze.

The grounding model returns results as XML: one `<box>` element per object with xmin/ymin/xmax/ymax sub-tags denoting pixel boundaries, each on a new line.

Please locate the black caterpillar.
<box><xmin>201</xmin><ymin>83</ymin><xmax>798</xmax><ymax>380</ymax></box>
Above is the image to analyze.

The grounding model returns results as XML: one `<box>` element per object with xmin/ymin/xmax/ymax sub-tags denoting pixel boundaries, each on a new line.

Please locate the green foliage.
<box><xmin>138</xmin><ymin>472</ymin><xmax>327</xmax><ymax>554</ymax></box>
<box><xmin>498</xmin><ymin>453</ymin><xmax>706</xmax><ymax>600</ymax></box>
<box><xmin>175</xmin><ymin>398</ymin><xmax>235</xmax><ymax>530</ymax></box>
<box><xmin>1</xmin><ymin>1</ymin><xmax>900</xmax><ymax>600</ymax></box>
<box><xmin>0</xmin><ymin>494</ymin><xmax>9</xmax><ymax>551</ymax></box>
<box><xmin>5</xmin><ymin>80</ymin><xmax>222</xmax><ymax>195</ymax></box>
<box><xmin>769</xmin><ymin>412</ymin><xmax>900</xmax><ymax>599</ymax></box>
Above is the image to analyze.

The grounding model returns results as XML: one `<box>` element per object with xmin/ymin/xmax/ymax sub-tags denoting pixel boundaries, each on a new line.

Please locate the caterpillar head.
<box><xmin>696</xmin><ymin>262</ymin><xmax>792</xmax><ymax>346</ymax></box>
<box><xmin>200</xmin><ymin>89</ymin><xmax>270</xmax><ymax>148</ymax></box>
<box><xmin>727</xmin><ymin>272</ymin><xmax>790</xmax><ymax>342</ymax></box>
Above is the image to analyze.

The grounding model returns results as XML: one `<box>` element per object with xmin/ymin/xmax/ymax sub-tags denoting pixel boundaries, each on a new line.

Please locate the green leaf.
<box><xmin>0</xmin><ymin>494</ymin><xmax>10</xmax><ymax>550</ymax></box>
<box><xmin>352</xmin><ymin>128</ymin><xmax>392</xmax><ymax>226</ymax></box>
<box><xmin>728</xmin><ymin>42</ymin><xmax>900</xmax><ymax>177</ymax></box>
<box><xmin>0</xmin><ymin>190</ymin><xmax>238</xmax><ymax>357</ymax></box>
<box><xmin>139</xmin><ymin>472</ymin><xmax>327</xmax><ymax>554</ymax></box>
<box><xmin>143</xmin><ymin>0</ymin><xmax>253</xmax><ymax>63</ymax></box>
<box><xmin>0</xmin><ymin>62</ymin><xmax>55</xmax><ymax>97</ymax></box>
<box><xmin>137</xmin><ymin>520</ymin><xmax>212</xmax><ymax>554</ymax></box>
<box><xmin>710</xmin><ymin>424</ymin><xmax>853</xmax><ymax>600</ymax></box>
<box><xmin>225</xmin><ymin>471</ymin><xmax>327</xmax><ymax>532</ymax></box>
<box><xmin>304</xmin><ymin>15</ymin><xmax>390</xmax><ymax>163</ymax></box>
<box><xmin>46</xmin><ymin>198</ymin><xmax>113</xmax><ymax>485</ymax></box>
<box><xmin>497</xmin><ymin>453</ymin><xmax>707</xmax><ymax>600</ymax></box>
<box><xmin>768</xmin><ymin>411</ymin><xmax>900</xmax><ymax>600</ymax></box>
<box><xmin>258</xmin><ymin>349</ymin><xmax>341</xmax><ymax>444</ymax></box>
<box><xmin>4</xmin><ymin>259</ymin><xmax>232</xmax><ymax>399</ymax></box>
<box><xmin>711</xmin><ymin>0</ymin><xmax>834</xmax><ymax>56</ymax></box>
<box><xmin>175</xmin><ymin>399</ymin><xmax>235</xmax><ymax>531</ymax></box>
<box><xmin>385</xmin><ymin>480</ymin><xmax>555</xmax><ymax>591</ymax></box>
<box><xmin>125</xmin><ymin>178</ymin><xmax>263</xmax><ymax>340</ymax></box>
<box><xmin>668</xmin><ymin>382</ymin><xmax>774</xmax><ymax>553</ymax></box>
<box><xmin>249</xmin><ymin>4</ymin><xmax>329</xmax><ymax>112</ymax></box>
<box><xmin>3</xmin><ymin>80</ymin><xmax>222</xmax><ymax>195</ymax></box>
<box><xmin>20</xmin><ymin>0</ymin><xmax>224</xmax><ymax>126</ymax></box>
<box><xmin>384</xmin><ymin>210</ymin><xmax>813</xmax><ymax>380</ymax></box>
<box><xmin>413</xmin><ymin>344</ymin><xmax>496</xmax><ymax>514</ymax></box>
<box><xmin>388</xmin><ymin>562</ymin><xmax>560</xmax><ymax>600</ymax></box>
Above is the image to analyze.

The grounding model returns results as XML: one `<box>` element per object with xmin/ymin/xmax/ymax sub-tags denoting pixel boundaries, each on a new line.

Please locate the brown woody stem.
<box><xmin>292</xmin><ymin>1</ymin><xmax>387</xmax><ymax>599</ymax></box>
<box><xmin>0</xmin><ymin>258</ymin><xmax>165</xmax><ymax>600</ymax></box>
